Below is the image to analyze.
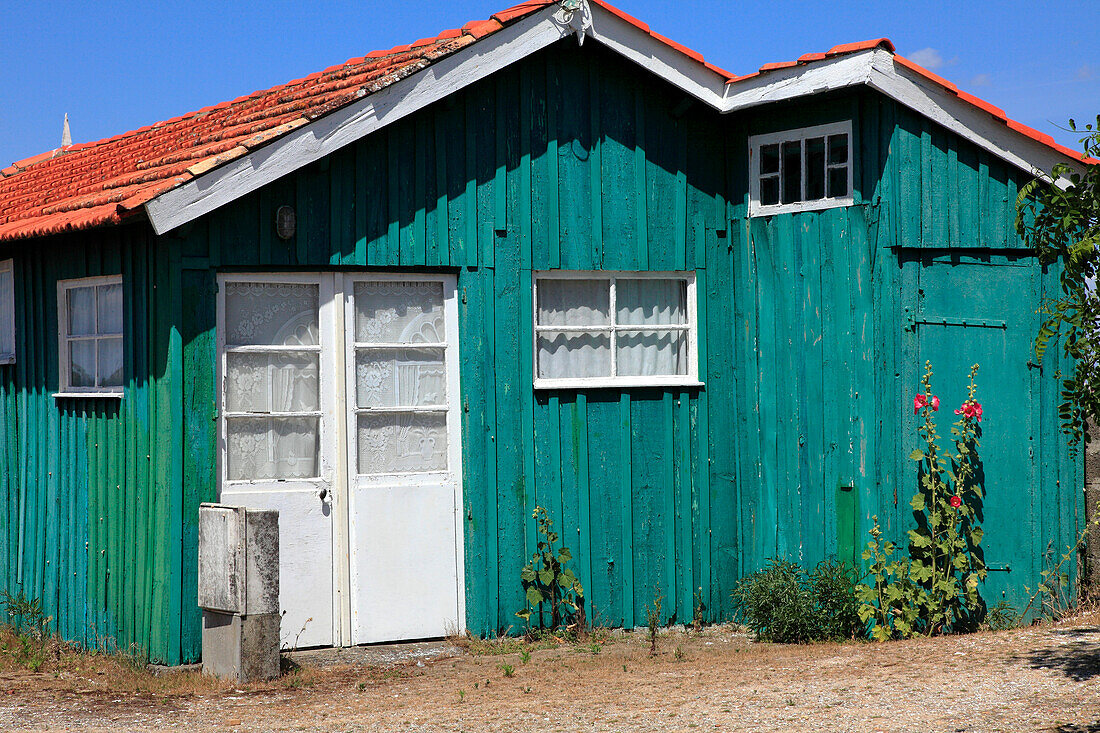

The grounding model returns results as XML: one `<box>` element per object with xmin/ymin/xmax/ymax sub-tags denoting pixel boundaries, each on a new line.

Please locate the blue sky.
<box><xmin>2</xmin><ymin>1</ymin><xmax>1098</xmax><ymax>167</ymax></box>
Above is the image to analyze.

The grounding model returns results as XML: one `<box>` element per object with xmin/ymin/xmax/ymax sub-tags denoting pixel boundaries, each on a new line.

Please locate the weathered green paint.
<box><xmin>0</xmin><ymin>39</ymin><xmax>1083</xmax><ymax>658</ymax></box>
<box><xmin>0</xmin><ymin>226</ymin><xmax>199</xmax><ymax>664</ymax></box>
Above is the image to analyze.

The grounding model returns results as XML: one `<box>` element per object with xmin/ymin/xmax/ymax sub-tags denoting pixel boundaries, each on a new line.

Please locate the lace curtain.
<box><xmin>354</xmin><ymin>281</ymin><xmax>449</xmax><ymax>475</ymax></box>
<box><xmin>225</xmin><ymin>283</ymin><xmax>320</xmax><ymax>481</ymax></box>
<box><xmin>536</xmin><ymin>277</ymin><xmax>688</xmax><ymax>379</ymax></box>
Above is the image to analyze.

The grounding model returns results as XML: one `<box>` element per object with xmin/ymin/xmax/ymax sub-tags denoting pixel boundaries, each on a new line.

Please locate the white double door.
<box><xmin>216</xmin><ymin>273</ymin><xmax>465</xmax><ymax>648</ymax></box>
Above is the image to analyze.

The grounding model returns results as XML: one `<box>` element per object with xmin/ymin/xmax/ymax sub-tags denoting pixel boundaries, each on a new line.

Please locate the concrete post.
<box><xmin>198</xmin><ymin>504</ymin><xmax>280</xmax><ymax>682</ymax></box>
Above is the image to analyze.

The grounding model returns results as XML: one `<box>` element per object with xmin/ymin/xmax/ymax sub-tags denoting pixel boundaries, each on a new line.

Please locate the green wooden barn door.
<box><xmin>902</xmin><ymin>252</ymin><xmax>1038</xmax><ymax>610</ymax></box>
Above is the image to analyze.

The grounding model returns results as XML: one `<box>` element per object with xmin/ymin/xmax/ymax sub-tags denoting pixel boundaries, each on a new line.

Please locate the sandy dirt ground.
<box><xmin>1</xmin><ymin>616</ymin><xmax>1099</xmax><ymax>732</ymax></box>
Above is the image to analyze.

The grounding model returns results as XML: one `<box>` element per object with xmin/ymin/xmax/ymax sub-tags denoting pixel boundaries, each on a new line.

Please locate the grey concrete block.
<box><xmin>202</xmin><ymin>610</ymin><xmax>281</xmax><ymax>682</ymax></box>
<box><xmin>198</xmin><ymin>503</ymin><xmax>279</xmax><ymax>615</ymax></box>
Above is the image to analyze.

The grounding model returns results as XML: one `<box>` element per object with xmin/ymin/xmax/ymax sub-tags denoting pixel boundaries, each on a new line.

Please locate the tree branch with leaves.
<box><xmin>1015</xmin><ymin>116</ymin><xmax>1100</xmax><ymax>447</ymax></box>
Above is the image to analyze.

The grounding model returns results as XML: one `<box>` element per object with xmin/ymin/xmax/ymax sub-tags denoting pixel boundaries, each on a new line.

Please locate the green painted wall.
<box><xmin>0</xmin><ymin>225</ymin><xmax>195</xmax><ymax>664</ymax></box>
<box><xmin>0</xmin><ymin>39</ymin><xmax>1082</xmax><ymax>661</ymax></box>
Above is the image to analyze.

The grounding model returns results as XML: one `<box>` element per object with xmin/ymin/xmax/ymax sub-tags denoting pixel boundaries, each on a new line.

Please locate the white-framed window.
<box><xmin>748</xmin><ymin>121</ymin><xmax>853</xmax><ymax>217</ymax></box>
<box><xmin>533</xmin><ymin>271</ymin><xmax>700</xmax><ymax>389</ymax></box>
<box><xmin>56</xmin><ymin>275</ymin><xmax>124</xmax><ymax>396</ymax></box>
<box><xmin>0</xmin><ymin>259</ymin><xmax>13</xmax><ymax>364</ymax></box>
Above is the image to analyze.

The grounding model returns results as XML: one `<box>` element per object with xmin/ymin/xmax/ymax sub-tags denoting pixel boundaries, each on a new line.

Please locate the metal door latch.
<box><xmin>318</xmin><ymin>488</ymin><xmax>328</xmax><ymax>501</ymax></box>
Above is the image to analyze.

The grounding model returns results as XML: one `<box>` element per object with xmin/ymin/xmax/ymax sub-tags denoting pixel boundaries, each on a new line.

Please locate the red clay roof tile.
<box><xmin>0</xmin><ymin>2</ymin><xmax>1088</xmax><ymax>243</ymax></box>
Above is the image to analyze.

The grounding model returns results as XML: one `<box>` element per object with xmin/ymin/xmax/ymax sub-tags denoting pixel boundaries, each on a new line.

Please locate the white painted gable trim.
<box><xmin>144</xmin><ymin>1</ymin><xmax>1085</xmax><ymax>235</ymax></box>
<box><xmin>146</xmin><ymin>4</ymin><xmax>573</xmax><ymax>235</ymax></box>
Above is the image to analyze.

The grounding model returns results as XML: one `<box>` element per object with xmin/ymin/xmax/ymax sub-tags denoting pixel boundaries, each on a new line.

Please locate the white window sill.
<box><xmin>53</xmin><ymin>391</ymin><xmax>124</xmax><ymax>399</ymax></box>
<box><xmin>0</xmin><ymin>357</ymin><xmax>14</xmax><ymax>365</ymax></box>
<box><xmin>534</xmin><ymin>378</ymin><xmax>705</xmax><ymax>390</ymax></box>
<box><xmin>749</xmin><ymin>196</ymin><xmax>854</xmax><ymax>218</ymax></box>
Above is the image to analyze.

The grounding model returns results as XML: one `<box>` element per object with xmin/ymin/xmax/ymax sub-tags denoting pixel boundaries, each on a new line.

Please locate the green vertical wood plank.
<box><xmin>457</xmin><ymin>272</ymin><xmax>487</xmax><ymax>633</ymax></box>
<box><xmin>494</xmin><ymin>76</ymin><xmax>508</xmax><ymax>233</ymax></box>
<box><xmin>433</xmin><ymin>114</ymin><xmax>449</xmax><ymax>267</ymax></box>
<box><xmin>464</xmin><ymin>93</ymin><xmax>479</xmax><ymax>269</ymax></box>
<box><xmin>676</xmin><ymin>390</ymin><xmax>693</xmax><ymax>623</ymax></box>
<box><xmin>575</xmin><ymin>393</ymin><xmax>592</xmax><ymax>621</ymax></box>
<box><xmin>545</xmin><ymin>60</ymin><xmax>561</xmax><ymax>270</ymax></box>
<box><xmin>413</xmin><ymin>116</ymin><xmax>428</xmax><ymax>266</ymax></box>
<box><xmin>618</xmin><ymin>393</ymin><xmax>633</xmax><ymax>627</ymax></box>
<box><xmin>633</xmin><ymin>88</ymin><xmax>648</xmax><ymax>270</ymax></box>
<box><xmin>386</xmin><ymin>130</ymin><xmax>401</xmax><ymax>265</ymax></box>
<box><xmin>587</xmin><ymin>63</ymin><xmax>602</xmax><ymax>269</ymax></box>
<box><xmin>662</xmin><ymin>391</ymin><xmax>676</xmax><ymax>619</ymax></box>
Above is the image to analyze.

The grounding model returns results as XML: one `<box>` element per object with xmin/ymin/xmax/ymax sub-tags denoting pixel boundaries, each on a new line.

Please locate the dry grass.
<box><xmin>3</xmin><ymin>614</ymin><xmax>1100</xmax><ymax>731</ymax></box>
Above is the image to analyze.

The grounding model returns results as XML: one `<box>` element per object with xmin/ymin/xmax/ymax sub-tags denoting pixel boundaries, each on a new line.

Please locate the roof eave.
<box><xmin>144</xmin><ymin>0</ymin><xmax>1090</xmax><ymax>237</ymax></box>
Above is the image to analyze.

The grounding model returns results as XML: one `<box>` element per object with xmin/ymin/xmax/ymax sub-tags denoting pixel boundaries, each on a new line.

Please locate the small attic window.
<box><xmin>0</xmin><ymin>260</ymin><xmax>13</xmax><ymax>364</ymax></box>
<box><xmin>749</xmin><ymin>121</ymin><xmax>853</xmax><ymax>216</ymax></box>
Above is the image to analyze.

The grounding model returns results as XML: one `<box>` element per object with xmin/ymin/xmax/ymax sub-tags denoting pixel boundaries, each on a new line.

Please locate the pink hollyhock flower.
<box><xmin>914</xmin><ymin>394</ymin><xmax>927</xmax><ymax>414</ymax></box>
<box><xmin>955</xmin><ymin>401</ymin><xmax>983</xmax><ymax>421</ymax></box>
<box><xmin>949</xmin><ymin>495</ymin><xmax>962</xmax><ymax>508</ymax></box>
<box><xmin>930</xmin><ymin>395</ymin><xmax>940</xmax><ymax>411</ymax></box>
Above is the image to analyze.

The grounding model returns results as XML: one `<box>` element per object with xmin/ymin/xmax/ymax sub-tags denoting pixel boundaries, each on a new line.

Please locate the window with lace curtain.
<box><xmin>0</xmin><ymin>260</ymin><xmax>13</xmax><ymax>364</ymax></box>
<box><xmin>222</xmin><ymin>281</ymin><xmax>321</xmax><ymax>482</ymax></box>
<box><xmin>56</xmin><ymin>275</ymin><xmax>123</xmax><ymax>395</ymax></box>
<box><xmin>533</xmin><ymin>272</ymin><xmax>699</xmax><ymax>389</ymax></box>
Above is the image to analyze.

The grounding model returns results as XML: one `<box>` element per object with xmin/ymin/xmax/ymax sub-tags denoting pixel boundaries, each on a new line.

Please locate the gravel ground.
<box><xmin>2</xmin><ymin>616</ymin><xmax>1099</xmax><ymax>732</ymax></box>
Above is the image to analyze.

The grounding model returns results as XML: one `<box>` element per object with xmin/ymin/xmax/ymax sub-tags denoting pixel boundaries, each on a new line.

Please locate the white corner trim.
<box><xmin>146</xmin><ymin>4</ymin><xmax>572</xmax><ymax>235</ymax></box>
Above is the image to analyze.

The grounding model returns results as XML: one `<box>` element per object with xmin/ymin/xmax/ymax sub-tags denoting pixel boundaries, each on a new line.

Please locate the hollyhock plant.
<box><xmin>858</xmin><ymin>361</ymin><xmax>987</xmax><ymax>641</ymax></box>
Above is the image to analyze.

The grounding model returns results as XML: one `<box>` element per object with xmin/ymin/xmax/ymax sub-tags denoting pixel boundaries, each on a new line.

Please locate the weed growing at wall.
<box><xmin>857</xmin><ymin>362</ymin><xmax>988</xmax><ymax>639</ymax></box>
<box><xmin>516</xmin><ymin>507</ymin><xmax>585</xmax><ymax>632</ymax></box>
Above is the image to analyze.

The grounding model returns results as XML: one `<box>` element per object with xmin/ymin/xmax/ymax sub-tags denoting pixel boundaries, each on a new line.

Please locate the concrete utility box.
<box><xmin>198</xmin><ymin>504</ymin><xmax>280</xmax><ymax>682</ymax></box>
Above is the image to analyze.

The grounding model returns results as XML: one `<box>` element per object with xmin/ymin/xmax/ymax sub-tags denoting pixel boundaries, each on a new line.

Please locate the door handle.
<box><xmin>318</xmin><ymin>488</ymin><xmax>329</xmax><ymax>501</ymax></box>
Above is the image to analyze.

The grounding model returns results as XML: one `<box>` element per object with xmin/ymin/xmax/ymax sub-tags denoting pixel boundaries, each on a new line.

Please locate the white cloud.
<box><xmin>969</xmin><ymin>73</ymin><xmax>991</xmax><ymax>87</ymax></box>
<box><xmin>908</xmin><ymin>47</ymin><xmax>944</xmax><ymax>70</ymax></box>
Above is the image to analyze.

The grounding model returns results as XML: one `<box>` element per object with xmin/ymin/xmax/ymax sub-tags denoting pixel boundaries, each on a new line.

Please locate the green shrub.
<box><xmin>733</xmin><ymin>558</ymin><xmax>862</xmax><ymax>643</ymax></box>
<box><xmin>809</xmin><ymin>560</ymin><xmax>863</xmax><ymax>640</ymax></box>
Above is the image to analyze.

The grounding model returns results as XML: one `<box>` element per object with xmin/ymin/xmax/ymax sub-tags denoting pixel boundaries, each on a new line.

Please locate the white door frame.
<box><xmin>215</xmin><ymin>271</ymin><xmax>466</xmax><ymax>647</ymax></box>
<box><xmin>341</xmin><ymin>272</ymin><xmax>466</xmax><ymax>644</ymax></box>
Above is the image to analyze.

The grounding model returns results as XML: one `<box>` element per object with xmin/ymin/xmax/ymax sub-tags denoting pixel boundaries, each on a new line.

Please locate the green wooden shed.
<box><xmin>0</xmin><ymin>0</ymin><xmax>1089</xmax><ymax>664</ymax></box>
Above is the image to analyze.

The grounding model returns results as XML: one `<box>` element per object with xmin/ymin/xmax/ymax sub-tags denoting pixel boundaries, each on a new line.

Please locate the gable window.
<box><xmin>57</xmin><ymin>276</ymin><xmax>124</xmax><ymax>396</ymax></box>
<box><xmin>0</xmin><ymin>260</ymin><xmax>13</xmax><ymax>364</ymax></box>
<box><xmin>533</xmin><ymin>272</ymin><xmax>699</xmax><ymax>389</ymax></box>
<box><xmin>749</xmin><ymin>121</ymin><xmax>853</xmax><ymax>216</ymax></box>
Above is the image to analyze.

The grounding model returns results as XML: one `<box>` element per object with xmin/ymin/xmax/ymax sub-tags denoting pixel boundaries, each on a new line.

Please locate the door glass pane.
<box><xmin>616</xmin><ymin>330</ymin><xmax>687</xmax><ymax>376</ymax></box>
<box><xmin>225</xmin><ymin>283</ymin><xmax>319</xmax><ymax>346</ymax></box>
<box><xmin>68</xmin><ymin>287</ymin><xmax>96</xmax><ymax>336</ymax></box>
<box><xmin>616</xmin><ymin>279</ymin><xmax>686</xmax><ymax>326</ymax></box>
<box><xmin>354</xmin><ymin>281</ymin><xmax>445</xmax><ymax>344</ymax></box>
<box><xmin>97</xmin><ymin>283</ymin><xmax>123</xmax><ymax>335</ymax></box>
<box><xmin>537</xmin><ymin>332</ymin><xmax>611</xmax><ymax>379</ymax></box>
<box><xmin>536</xmin><ymin>279</ymin><xmax>609</xmax><ymax>327</ymax></box>
<box><xmin>226</xmin><ymin>352</ymin><xmax>320</xmax><ymax>412</ymax></box>
<box><xmin>357</xmin><ymin>412</ymin><xmax>447</xmax><ymax>474</ymax></box>
<box><xmin>355</xmin><ymin>348</ymin><xmax>446</xmax><ymax>408</ymax></box>
<box><xmin>98</xmin><ymin>337</ymin><xmax>123</xmax><ymax>387</ymax></box>
<box><xmin>226</xmin><ymin>416</ymin><xmax>320</xmax><ymax>480</ymax></box>
<box><xmin>70</xmin><ymin>340</ymin><xmax>95</xmax><ymax>387</ymax></box>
